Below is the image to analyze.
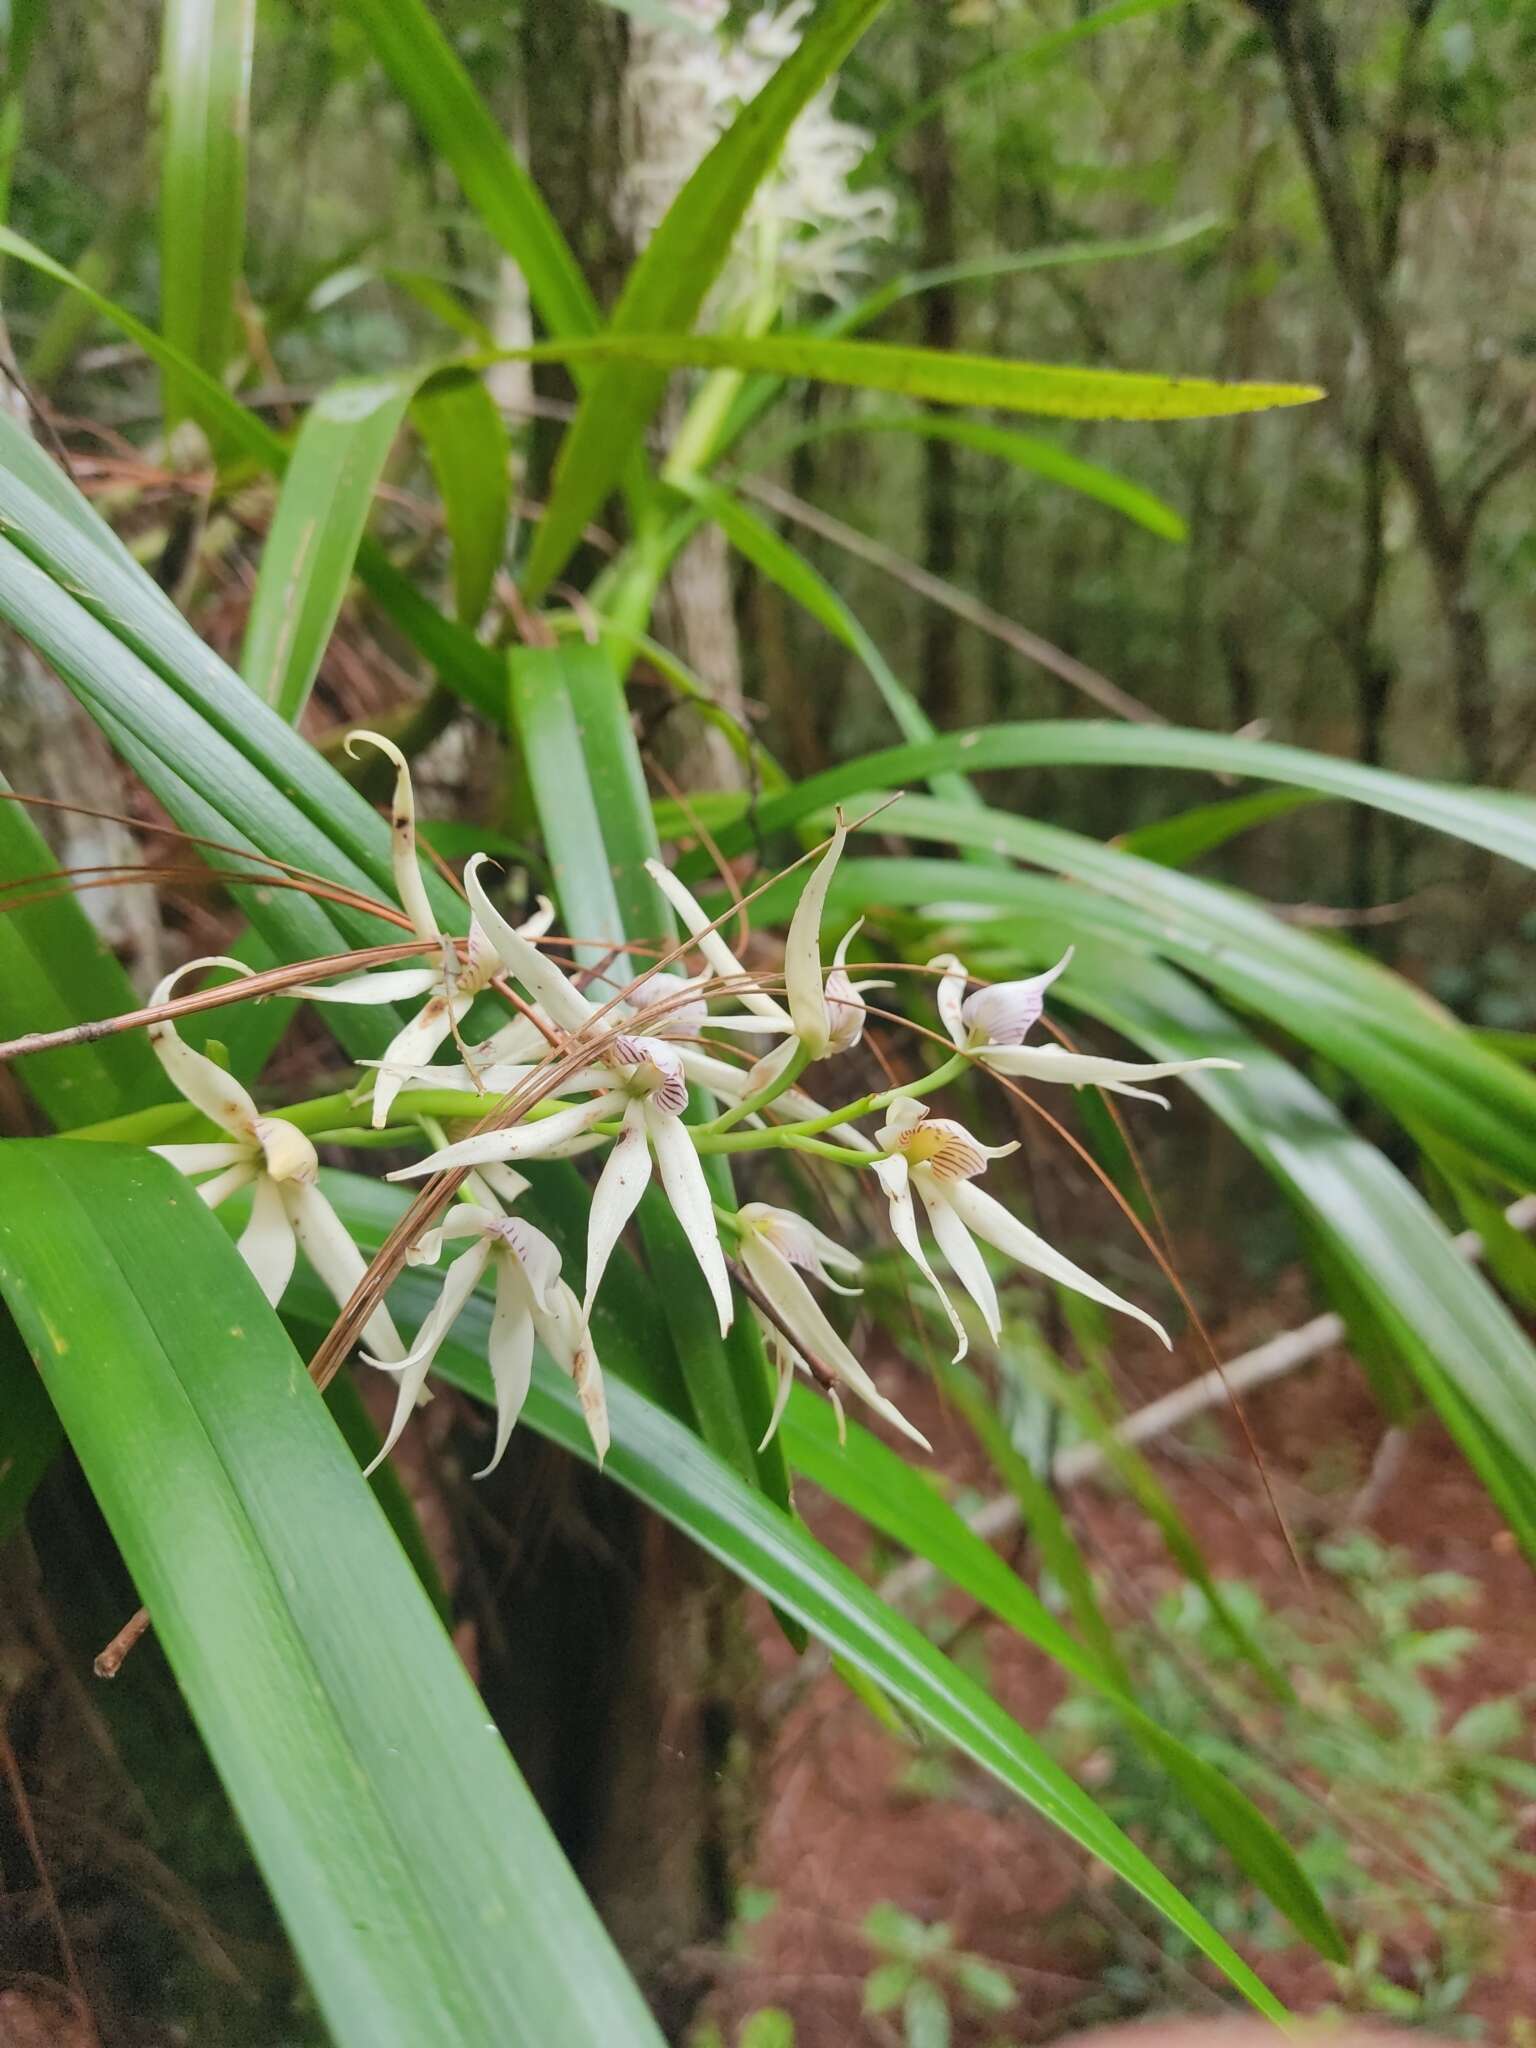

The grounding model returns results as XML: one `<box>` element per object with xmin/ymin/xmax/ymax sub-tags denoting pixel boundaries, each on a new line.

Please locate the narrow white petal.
<box><xmin>406</xmin><ymin>1204</ymin><xmax>499</xmax><ymax>1266</ymax></box>
<box><xmin>929</xmin><ymin>952</ymin><xmax>969</xmax><ymax>1048</ymax></box>
<box><xmin>676</xmin><ymin>1046</ymin><xmax>757</xmax><ymax>1099</ymax></box>
<box><xmin>153</xmin><ymin>1142</ymin><xmax>247</xmax><ymax>1173</ymax></box>
<box><xmin>648</xmin><ymin>1107</ymin><xmax>734</xmax><ymax>1336</ymax></box>
<box><xmin>873</xmin><ymin>1156</ymin><xmax>968</xmax><ymax>1362</ymax></box>
<box><xmin>466</xmin><ymin>853</ymin><xmax>594</xmax><ymax>1034</ymax></box>
<box><xmin>148</xmin><ymin>958</ymin><xmax>263</xmax><ymax>1140</ymax></box>
<box><xmin>467</xmin><ymin>1164</ymin><xmax>530</xmax><ymax>1210</ymax></box>
<box><xmin>978</xmin><ymin>1043</ymin><xmax>1237</xmax><ymax>1094</ymax></box>
<box><xmin>917</xmin><ymin>1182</ymin><xmax>1001</xmax><ymax>1344</ymax></box>
<box><xmin>533</xmin><ymin>1283</ymin><xmax>610</xmax><ymax>1464</ymax></box>
<box><xmin>583</xmin><ymin>1104</ymin><xmax>653</xmax><ymax>1321</ymax></box>
<box><xmin>388</xmin><ymin>1093</ymin><xmax>624</xmax><ymax>1179</ymax></box>
<box><xmin>477</xmin><ymin>1255</ymin><xmax>536</xmax><ymax>1476</ymax></box>
<box><xmin>757</xmin><ymin>1333</ymin><xmax>796</xmax><ymax>1452</ymax></box>
<box><xmin>643</xmin><ymin>857</ymin><xmax>790</xmax><ymax>1024</ymax></box>
<box><xmin>363</xmin><ymin>1353</ymin><xmax>437</xmax><ymax>1477</ymax></box>
<box><xmin>784</xmin><ymin>815</ymin><xmax>846</xmax><ymax>1054</ymax></box>
<box><xmin>371</xmin><ymin>991</ymin><xmax>473</xmax><ymax>1128</ymax></box>
<box><xmin>742</xmin><ymin>1236</ymin><xmax>929</xmax><ymax>1451</ymax></box>
<box><xmin>369</xmin><ymin>1237</ymin><xmax>491</xmax><ymax>1373</ymax></box>
<box><xmin>293</xmin><ymin>967</ymin><xmax>440</xmax><ymax>1006</ymax></box>
<box><xmin>284</xmin><ymin>1182</ymin><xmax>408</xmax><ymax>1362</ymax></box>
<box><xmin>947</xmin><ymin>1179</ymin><xmax>1170</xmax><ymax>1348</ymax></box>
<box><xmin>197</xmin><ymin>1159</ymin><xmax>259</xmax><ymax>1210</ymax></box>
<box><xmin>237</xmin><ymin>1173</ymin><xmax>296</xmax><ymax>1304</ymax></box>
<box><xmin>346</xmin><ymin>729</ymin><xmax>442</xmax><ymax>944</ymax></box>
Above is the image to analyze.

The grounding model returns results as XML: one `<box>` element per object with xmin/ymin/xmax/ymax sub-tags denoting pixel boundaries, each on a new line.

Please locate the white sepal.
<box><xmin>946</xmin><ymin>1177</ymin><xmax>1170</xmax><ymax>1348</ymax></box>
<box><xmin>872</xmin><ymin>1155</ymin><xmax>968</xmax><ymax>1362</ymax></box>
<box><xmin>478</xmin><ymin>1253</ymin><xmax>536</xmax><ymax>1477</ymax></box>
<box><xmin>346</xmin><ymin>730</ymin><xmax>442</xmax><ymax>945</ymax></box>
<box><xmin>783</xmin><ymin>814</ymin><xmax>847</xmax><ymax>1054</ymax></box>
<box><xmin>583</xmin><ymin>1103</ymin><xmax>654</xmax><ymax>1322</ymax></box>
<box><xmin>388</xmin><ymin>1092</ymin><xmax>625</xmax><ymax>1180</ymax></box>
<box><xmin>236</xmin><ymin>1173</ymin><xmax>294</xmax><ymax>1304</ymax></box>
<box><xmin>977</xmin><ymin>1042</ymin><xmax>1240</xmax><ymax>1101</ymax></box>
<box><xmin>647</xmin><ymin>1105</ymin><xmax>734</xmax><ymax>1336</ymax></box>
<box><xmin>465</xmin><ymin>853</ymin><xmax>595</xmax><ymax>1034</ymax></box>
<box><xmin>644</xmin><ymin>857</ymin><xmax>790</xmax><ymax>1024</ymax></box>
<box><xmin>284</xmin><ymin>1180</ymin><xmax>408</xmax><ymax>1363</ymax></box>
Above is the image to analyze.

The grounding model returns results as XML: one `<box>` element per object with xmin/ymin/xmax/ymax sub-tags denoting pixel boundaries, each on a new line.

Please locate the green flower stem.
<box><xmin>699</xmin><ymin>1038</ymin><xmax>813</xmax><ymax>1136</ymax></box>
<box><xmin>696</xmin><ymin>1050</ymin><xmax>970</xmax><ymax>1153</ymax></box>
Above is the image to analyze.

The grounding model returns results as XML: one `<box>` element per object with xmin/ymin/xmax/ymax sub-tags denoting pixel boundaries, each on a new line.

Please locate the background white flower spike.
<box><xmin>148</xmin><ymin>957</ymin><xmax>406</xmax><ymax>1360</ymax></box>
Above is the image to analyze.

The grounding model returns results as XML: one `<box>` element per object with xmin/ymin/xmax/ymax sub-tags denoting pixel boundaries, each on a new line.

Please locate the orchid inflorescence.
<box><xmin>145</xmin><ymin>731</ymin><xmax>1237</xmax><ymax>1479</ymax></box>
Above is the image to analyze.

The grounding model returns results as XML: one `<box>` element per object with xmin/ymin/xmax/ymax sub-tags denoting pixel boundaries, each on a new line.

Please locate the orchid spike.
<box><xmin>148</xmin><ymin>958</ymin><xmax>405</xmax><ymax>1361</ymax></box>
<box><xmin>874</xmin><ymin>1100</ymin><xmax>1170</xmax><ymax>1357</ymax></box>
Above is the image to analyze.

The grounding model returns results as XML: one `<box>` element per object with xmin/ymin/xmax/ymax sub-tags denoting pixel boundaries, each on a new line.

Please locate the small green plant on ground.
<box><xmin>1049</xmin><ymin>1532</ymin><xmax>1536</xmax><ymax>2033</ymax></box>
<box><xmin>860</xmin><ymin>1901</ymin><xmax>1019</xmax><ymax>2047</ymax></box>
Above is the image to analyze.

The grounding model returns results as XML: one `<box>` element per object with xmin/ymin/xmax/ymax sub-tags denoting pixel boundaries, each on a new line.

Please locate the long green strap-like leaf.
<box><xmin>523</xmin><ymin>0</ymin><xmax>893</xmax><ymax>598</ymax></box>
<box><xmin>699</xmin><ymin>720</ymin><xmax>1536</xmax><ymax>870</ymax></box>
<box><xmin>414</xmin><ymin>371</ymin><xmax>510</xmax><ymax>629</ymax></box>
<box><xmin>0</xmin><ymin>772</ymin><xmax>165</xmax><ymax>1123</ymax></box>
<box><xmin>241</xmin><ymin>375</ymin><xmax>416</xmax><ymax>722</ymax></box>
<box><xmin>0</xmin><ymin>1141</ymin><xmax>665</xmax><ymax>2048</ymax></box>
<box><xmin>749</xmin><ymin>411</ymin><xmax>1188</xmax><ymax>540</ymax></box>
<box><xmin>278</xmin><ymin>1198</ymin><xmax>1288</xmax><ymax>2018</ymax></box>
<box><xmin>157</xmin><ymin>0</ymin><xmax>255</xmax><ymax>435</ymax></box>
<box><xmin>342</xmin><ymin>0</ymin><xmax>599</xmax><ymax>344</ymax></box>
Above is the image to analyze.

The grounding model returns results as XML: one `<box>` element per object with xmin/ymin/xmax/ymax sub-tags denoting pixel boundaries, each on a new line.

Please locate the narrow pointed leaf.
<box><xmin>242</xmin><ymin>374</ymin><xmax>415</xmax><ymax>722</ymax></box>
<box><xmin>0</xmin><ymin>1141</ymin><xmax>664</xmax><ymax>2048</ymax></box>
<box><xmin>158</xmin><ymin>0</ymin><xmax>255</xmax><ymax>434</ymax></box>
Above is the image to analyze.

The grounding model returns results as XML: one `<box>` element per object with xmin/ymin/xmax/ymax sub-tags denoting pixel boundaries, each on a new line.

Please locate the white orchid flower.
<box><xmin>364</xmin><ymin>1194</ymin><xmax>607</xmax><ymax>1478</ymax></box>
<box><xmin>390</xmin><ymin>1013</ymin><xmax>735</xmax><ymax>1337</ymax></box>
<box><xmin>295</xmin><ymin>733</ymin><xmax>553</xmax><ymax>1127</ymax></box>
<box><xmin>736</xmin><ymin>1203</ymin><xmax>928</xmax><ymax>1452</ymax></box>
<box><xmin>148</xmin><ymin>958</ymin><xmax>405</xmax><ymax>1362</ymax></box>
<box><xmin>932</xmin><ymin>952</ymin><xmax>1240</xmax><ymax>1108</ymax></box>
<box><xmin>873</xmin><ymin>1097</ymin><xmax>1170</xmax><ymax>1360</ymax></box>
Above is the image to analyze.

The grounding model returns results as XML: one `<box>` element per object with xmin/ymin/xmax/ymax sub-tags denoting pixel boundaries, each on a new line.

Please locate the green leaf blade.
<box><xmin>0</xmin><ymin>1140</ymin><xmax>664</xmax><ymax>2048</ymax></box>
